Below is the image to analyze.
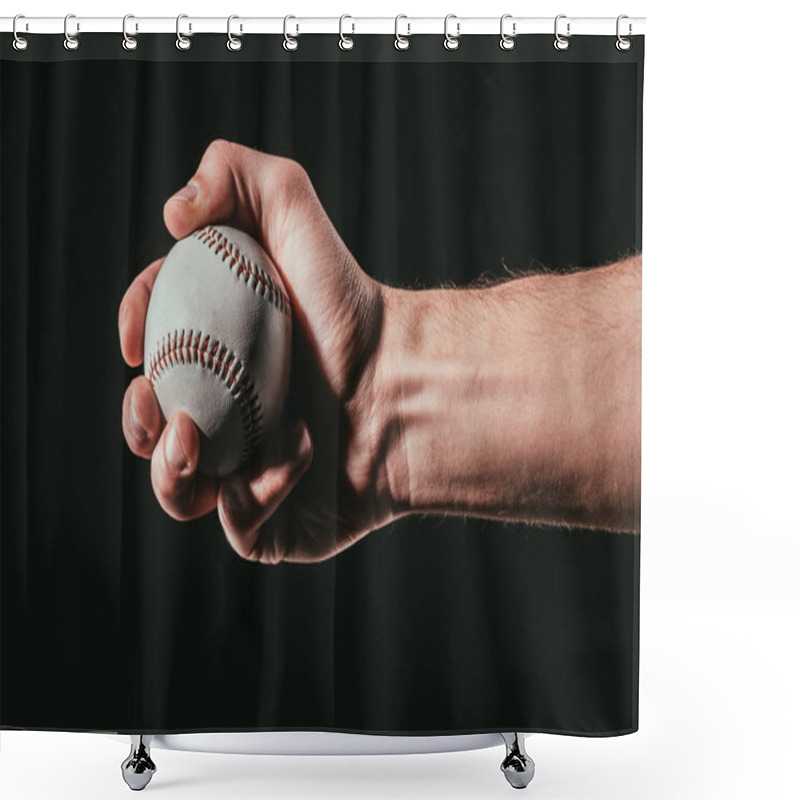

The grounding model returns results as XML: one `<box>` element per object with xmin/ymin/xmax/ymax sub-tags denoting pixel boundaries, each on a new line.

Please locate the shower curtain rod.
<box><xmin>0</xmin><ymin>16</ymin><xmax>645</xmax><ymax>37</ymax></box>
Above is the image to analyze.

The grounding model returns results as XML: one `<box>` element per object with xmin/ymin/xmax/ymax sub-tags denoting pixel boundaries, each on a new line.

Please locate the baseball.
<box><xmin>144</xmin><ymin>224</ymin><xmax>292</xmax><ymax>477</ymax></box>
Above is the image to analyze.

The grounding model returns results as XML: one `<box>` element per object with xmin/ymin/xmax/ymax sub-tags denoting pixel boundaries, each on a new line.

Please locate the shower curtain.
<box><xmin>1</xmin><ymin>29</ymin><xmax>643</xmax><ymax>737</ymax></box>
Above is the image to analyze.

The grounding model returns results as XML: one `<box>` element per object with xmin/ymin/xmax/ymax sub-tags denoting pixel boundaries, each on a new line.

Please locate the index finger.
<box><xmin>118</xmin><ymin>257</ymin><xmax>165</xmax><ymax>367</ymax></box>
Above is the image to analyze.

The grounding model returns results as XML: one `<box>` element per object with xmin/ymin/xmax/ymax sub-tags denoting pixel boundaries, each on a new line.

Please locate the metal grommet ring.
<box><xmin>176</xmin><ymin>13</ymin><xmax>191</xmax><ymax>50</ymax></box>
<box><xmin>122</xmin><ymin>14</ymin><xmax>138</xmax><ymax>50</ymax></box>
<box><xmin>444</xmin><ymin>13</ymin><xmax>460</xmax><ymax>51</ymax></box>
<box><xmin>553</xmin><ymin>14</ymin><xmax>570</xmax><ymax>51</ymax></box>
<box><xmin>616</xmin><ymin>14</ymin><xmax>632</xmax><ymax>51</ymax></box>
<box><xmin>339</xmin><ymin>14</ymin><xmax>355</xmax><ymax>50</ymax></box>
<box><xmin>500</xmin><ymin>13</ymin><xmax>516</xmax><ymax>50</ymax></box>
<box><xmin>12</xmin><ymin>14</ymin><xmax>29</xmax><ymax>51</ymax></box>
<box><xmin>63</xmin><ymin>13</ymin><xmax>79</xmax><ymax>51</ymax></box>
<box><xmin>283</xmin><ymin>15</ymin><xmax>299</xmax><ymax>51</ymax></box>
<box><xmin>394</xmin><ymin>14</ymin><xmax>410</xmax><ymax>50</ymax></box>
<box><xmin>227</xmin><ymin>15</ymin><xmax>242</xmax><ymax>51</ymax></box>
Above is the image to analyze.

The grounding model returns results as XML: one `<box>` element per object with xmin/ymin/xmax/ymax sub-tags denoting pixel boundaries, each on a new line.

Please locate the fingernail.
<box><xmin>165</xmin><ymin>420</ymin><xmax>188</xmax><ymax>473</ymax></box>
<box><xmin>129</xmin><ymin>392</ymin><xmax>147</xmax><ymax>444</ymax></box>
<box><xmin>170</xmin><ymin>181</ymin><xmax>198</xmax><ymax>203</ymax></box>
<box><xmin>119</xmin><ymin>304</ymin><xmax>129</xmax><ymax>352</ymax></box>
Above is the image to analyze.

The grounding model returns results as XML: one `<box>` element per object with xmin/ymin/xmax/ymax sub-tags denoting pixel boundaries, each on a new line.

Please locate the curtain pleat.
<box><xmin>1</xmin><ymin>34</ymin><xmax>641</xmax><ymax>736</ymax></box>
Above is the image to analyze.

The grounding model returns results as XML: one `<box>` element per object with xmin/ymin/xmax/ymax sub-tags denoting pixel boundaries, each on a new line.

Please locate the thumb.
<box><xmin>163</xmin><ymin>139</ymin><xmax>240</xmax><ymax>238</ymax></box>
<box><xmin>163</xmin><ymin>139</ymin><xmax>313</xmax><ymax>262</ymax></box>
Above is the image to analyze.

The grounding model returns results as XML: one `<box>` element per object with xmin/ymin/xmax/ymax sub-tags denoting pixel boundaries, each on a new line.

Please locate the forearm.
<box><xmin>373</xmin><ymin>254</ymin><xmax>641</xmax><ymax>532</ymax></box>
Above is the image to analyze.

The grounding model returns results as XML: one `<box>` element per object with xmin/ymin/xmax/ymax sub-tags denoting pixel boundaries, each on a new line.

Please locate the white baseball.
<box><xmin>144</xmin><ymin>224</ymin><xmax>292</xmax><ymax>477</ymax></box>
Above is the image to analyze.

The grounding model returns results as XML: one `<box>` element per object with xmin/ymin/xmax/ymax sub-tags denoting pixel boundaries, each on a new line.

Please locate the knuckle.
<box><xmin>201</xmin><ymin>139</ymin><xmax>245</xmax><ymax>183</ymax></box>
<box><xmin>122</xmin><ymin>395</ymin><xmax>149</xmax><ymax>455</ymax></box>
<box><xmin>223</xmin><ymin>526</ymin><xmax>260</xmax><ymax>563</ymax></box>
<box><xmin>223</xmin><ymin>517</ymin><xmax>281</xmax><ymax>565</ymax></box>
<box><xmin>274</xmin><ymin>158</ymin><xmax>313</xmax><ymax>205</ymax></box>
<box><xmin>205</xmin><ymin>138</ymin><xmax>235</xmax><ymax>159</ymax></box>
<box><xmin>124</xmin><ymin>422</ymin><xmax>150</xmax><ymax>456</ymax></box>
<box><xmin>253</xmin><ymin>529</ymin><xmax>283</xmax><ymax>565</ymax></box>
<box><xmin>152</xmin><ymin>470</ymin><xmax>196</xmax><ymax>521</ymax></box>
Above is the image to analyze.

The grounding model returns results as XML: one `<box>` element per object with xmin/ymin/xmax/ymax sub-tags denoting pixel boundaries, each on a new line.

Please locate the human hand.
<box><xmin>119</xmin><ymin>140</ymin><xmax>396</xmax><ymax>564</ymax></box>
<box><xmin>120</xmin><ymin>140</ymin><xmax>641</xmax><ymax>565</ymax></box>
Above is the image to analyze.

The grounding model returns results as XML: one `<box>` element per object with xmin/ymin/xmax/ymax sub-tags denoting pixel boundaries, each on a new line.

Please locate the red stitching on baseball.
<box><xmin>146</xmin><ymin>328</ymin><xmax>264</xmax><ymax>464</ymax></box>
<box><xmin>193</xmin><ymin>225</ymin><xmax>291</xmax><ymax>316</ymax></box>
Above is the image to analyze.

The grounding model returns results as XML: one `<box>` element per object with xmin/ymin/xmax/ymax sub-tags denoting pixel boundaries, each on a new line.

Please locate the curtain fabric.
<box><xmin>1</xmin><ymin>33</ymin><xmax>643</xmax><ymax>736</ymax></box>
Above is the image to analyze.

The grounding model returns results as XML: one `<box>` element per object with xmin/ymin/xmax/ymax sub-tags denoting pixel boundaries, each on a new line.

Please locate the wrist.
<box><xmin>367</xmin><ymin>284</ymin><xmax>415</xmax><ymax>519</ymax></box>
<box><xmin>343</xmin><ymin>280</ymin><xmax>418</xmax><ymax>530</ymax></box>
<box><xmin>369</xmin><ymin>283</ymin><xmax>500</xmax><ymax>520</ymax></box>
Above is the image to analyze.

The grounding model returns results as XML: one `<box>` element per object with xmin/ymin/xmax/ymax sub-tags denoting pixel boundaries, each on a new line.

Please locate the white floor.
<box><xmin>2</xmin><ymin>596</ymin><xmax>798</xmax><ymax>800</ymax></box>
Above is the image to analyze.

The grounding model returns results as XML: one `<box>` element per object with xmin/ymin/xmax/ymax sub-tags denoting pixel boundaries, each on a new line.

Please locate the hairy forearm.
<box><xmin>373</xmin><ymin>254</ymin><xmax>641</xmax><ymax>533</ymax></box>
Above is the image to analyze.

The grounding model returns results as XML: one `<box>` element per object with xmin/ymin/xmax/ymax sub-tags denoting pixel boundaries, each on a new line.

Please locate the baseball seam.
<box><xmin>146</xmin><ymin>329</ymin><xmax>264</xmax><ymax>464</ymax></box>
<box><xmin>193</xmin><ymin>225</ymin><xmax>291</xmax><ymax>316</ymax></box>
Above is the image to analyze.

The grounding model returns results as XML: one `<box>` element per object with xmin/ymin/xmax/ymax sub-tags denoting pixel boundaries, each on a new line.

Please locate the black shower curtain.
<box><xmin>1</xmin><ymin>33</ymin><xmax>642</xmax><ymax>736</ymax></box>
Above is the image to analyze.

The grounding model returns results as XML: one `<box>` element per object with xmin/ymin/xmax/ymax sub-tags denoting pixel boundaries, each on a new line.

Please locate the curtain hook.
<box><xmin>227</xmin><ymin>15</ymin><xmax>242</xmax><ymax>51</ymax></box>
<box><xmin>176</xmin><ymin>14</ymin><xmax>192</xmax><ymax>50</ymax></box>
<box><xmin>394</xmin><ymin>14</ymin><xmax>410</xmax><ymax>50</ymax></box>
<box><xmin>12</xmin><ymin>14</ymin><xmax>29</xmax><ymax>51</ymax></box>
<box><xmin>554</xmin><ymin>14</ymin><xmax>570</xmax><ymax>51</ymax></box>
<box><xmin>63</xmin><ymin>13</ymin><xmax>80</xmax><ymax>51</ymax></box>
<box><xmin>444</xmin><ymin>14</ymin><xmax>460</xmax><ymax>51</ymax></box>
<box><xmin>500</xmin><ymin>14</ymin><xmax>516</xmax><ymax>50</ymax></box>
<box><xmin>616</xmin><ymin>14</ymin><xmax>632</xmax><ymax>51</ymax></box>
<box><xmin>122</xmin><ymin>14</ymin><xmax>138</xmax><ymax>51</ymax></box>
<box><xmin>283</xmin><ymin>15</ymin><xmax>299</xmax><ymax>51</ymax></box>
<box><xmin>339</xmin><ymin>14</ymin><xmax>355</xmax><ymax>50</ymax></box>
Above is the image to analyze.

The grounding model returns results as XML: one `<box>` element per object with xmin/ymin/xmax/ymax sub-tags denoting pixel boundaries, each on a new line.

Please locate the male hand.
<box><xmin>120</xmin><ymin>140</ymin><xmax>641</xmax><ymax>564</ymax></box>
<box><xmin>119</xmin><ymin>140</ymin><xmax>395</xmax><ymax>564</ymax></box>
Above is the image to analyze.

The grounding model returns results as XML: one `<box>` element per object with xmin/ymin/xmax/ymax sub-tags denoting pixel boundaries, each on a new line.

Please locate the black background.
<box><xmin>1</xmin><ymin>35</ymin><xmax>642</xmax><ymax>735</ymax></box>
